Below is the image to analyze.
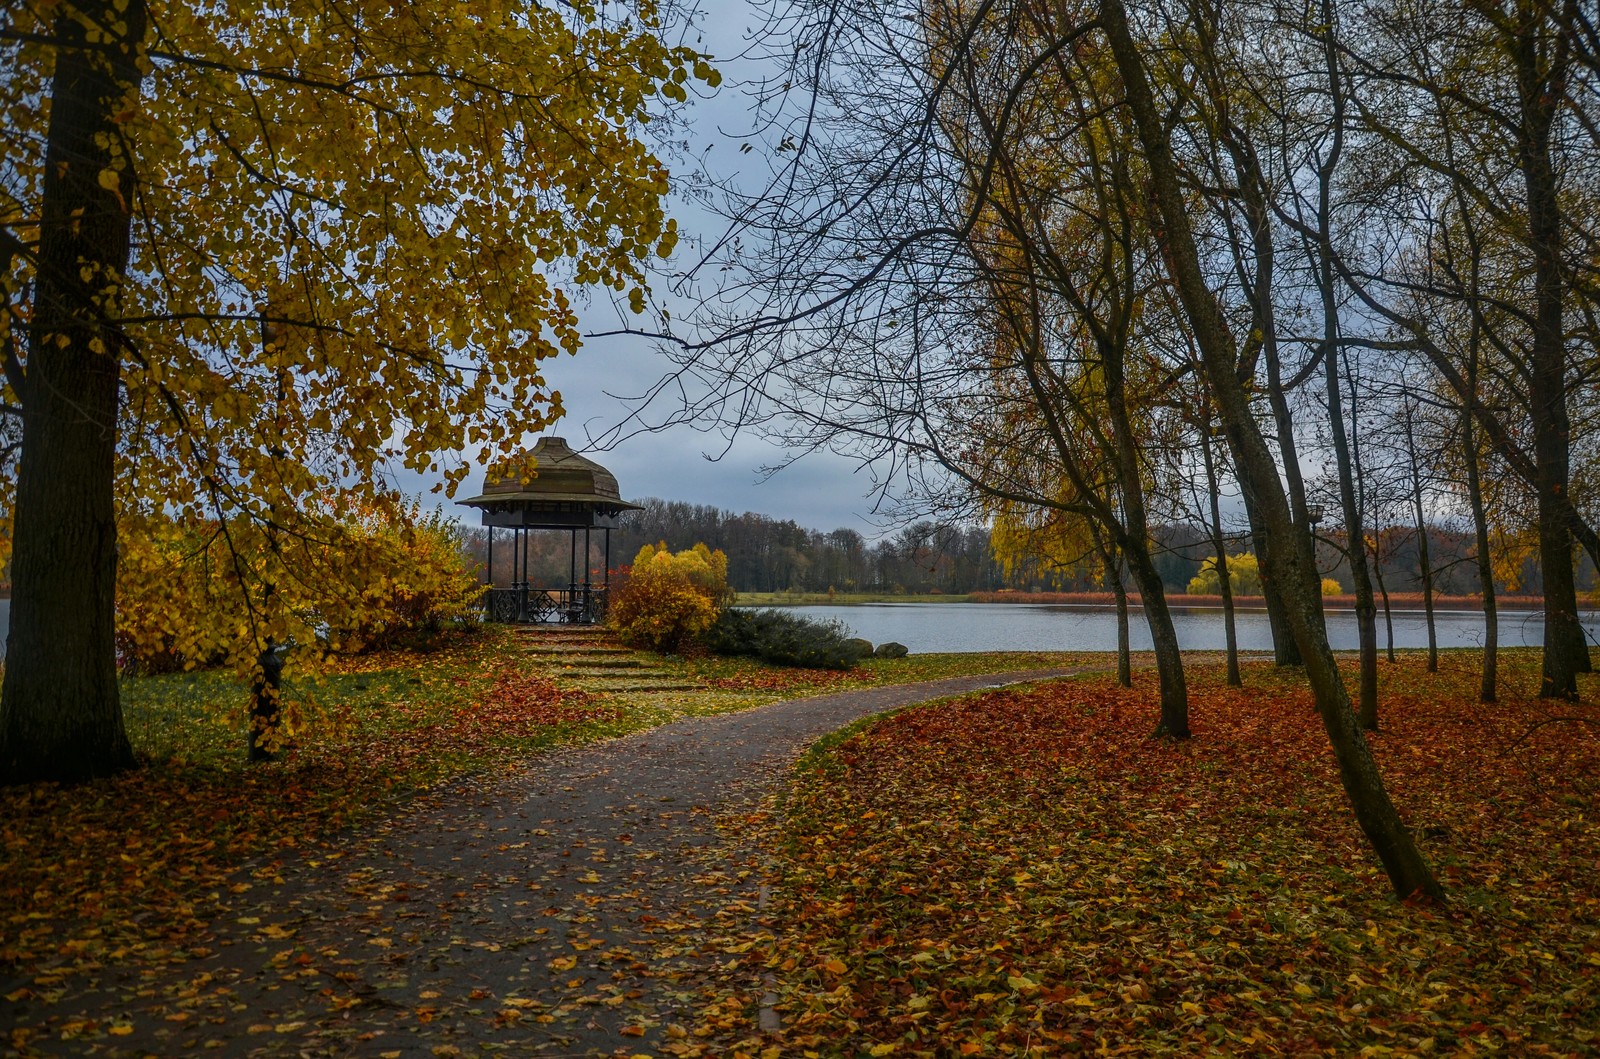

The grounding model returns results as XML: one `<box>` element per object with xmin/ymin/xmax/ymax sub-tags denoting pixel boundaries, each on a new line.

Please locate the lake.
<box><xmin>769</xmin><ymin>601</ymin><xmax>1594</xmax><ymax>655</ymax></box>
<box><xmin>0</xmin><ymin>598</ymin><xmax>1590</xmax><ymax>660</ymax></box>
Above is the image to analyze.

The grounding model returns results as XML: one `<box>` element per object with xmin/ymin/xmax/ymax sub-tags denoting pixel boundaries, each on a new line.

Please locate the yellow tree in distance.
<box><xmin>0</xmin><ymin>0</ymin><xmax>716</xmax><ymax>782</ymax></box>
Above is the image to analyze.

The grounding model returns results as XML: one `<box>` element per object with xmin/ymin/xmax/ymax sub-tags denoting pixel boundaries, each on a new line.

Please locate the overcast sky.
<box><xmin>395</xmin><ymin>4</ymin><xmax>907</xmax><ymax>537</ymax></box>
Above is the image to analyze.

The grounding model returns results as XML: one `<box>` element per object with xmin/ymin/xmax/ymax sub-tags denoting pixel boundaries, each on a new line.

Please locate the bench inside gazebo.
<box><xmin>457</xmin><ymin>437</ymin><xmax>641</xmax><ymax>624</ymax></box>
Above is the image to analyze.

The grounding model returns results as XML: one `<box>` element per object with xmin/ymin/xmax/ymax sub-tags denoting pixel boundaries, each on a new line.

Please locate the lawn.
<box><xmin>0</xmin><ymin>627</ymin><xmax>1090</xmax><ymax>989</ymax></box>
<box><xmin>713</xmin><ymin>650</ymin><xmax>1599</xmax><ymax>1057</ymax></box>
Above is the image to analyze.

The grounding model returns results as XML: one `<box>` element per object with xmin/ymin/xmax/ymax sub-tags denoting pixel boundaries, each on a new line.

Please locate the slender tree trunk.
<box><xmin>0</xmin><ymin>0</ymin><xmax>147</xmax><ymax>784</ymax></box>
<box><xmin>1307</xmin><ymin>10</ymin><xmax>1378</xmax><ymax>729</ymax></box>
<box><xmin>1372</xmin><ymin>536</ymin><xmax>1397</xmax><ymax>663</ymax></box>
<box><xmin>1402</xmin><ymin>395</ymin><xmax>1439</xmax><ymax>673</ymax></box>
<box><xmin>1103</xmin><ymin>335</ymin><xmax>1188</xmax><ymax>736</ymax></box>
<box><xmin>1100</xmin><ymin>0</ymin><xmax>1442</xmax><ymax>899</ymax></box>
<box><xmin>1200</xmin><ymin>421</ymin><xmax>1240</xmax><ymax>685</ymax></box>
<box><xmin>1464</xmin><ymin>397</ymin><xmax>1498</xmax><ymax>702</ymax></box>
<box><xmin>1102</xmin><ymin>541</ymin><xmax>1132</xmax><ymax>688</ymax></box>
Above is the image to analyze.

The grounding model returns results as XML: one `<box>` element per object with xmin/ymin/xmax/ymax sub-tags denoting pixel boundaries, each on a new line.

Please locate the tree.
<box><xmin>0</xmin><ymin>0</ymin><xmax>712</xmax><ymax>782</ymax></box>
<box><xmin>1332</xmin><ymin>0</ymin><xmax>1599</xmax><ymax>697</ymax></box>
<box><xmin>1097</xmin><ymin>0</ymin><xmax>1443</xmax><ymax>899</ymax></box>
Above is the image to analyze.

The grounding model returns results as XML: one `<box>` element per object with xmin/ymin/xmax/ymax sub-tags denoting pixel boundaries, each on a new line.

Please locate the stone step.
<box><xmin>560</xmin><ymin>668</ymin><xmax>679</xmax><ymax>681</ymax></box>
<box><xmin>547</xmin><ymin>659</ymin><xmax>652</xmax><ymax>675</ymax></box>
<box><xmin>524</xmin><ymin>645</ymin><xmax>634</xmax><ymax>657</ymax></box>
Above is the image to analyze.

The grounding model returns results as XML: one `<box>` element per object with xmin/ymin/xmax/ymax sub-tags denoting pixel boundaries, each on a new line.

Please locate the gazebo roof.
<box><xmin>457</xmin><ymin>437</ymin><xmax>641</xmax><ymax>525</ymax></box>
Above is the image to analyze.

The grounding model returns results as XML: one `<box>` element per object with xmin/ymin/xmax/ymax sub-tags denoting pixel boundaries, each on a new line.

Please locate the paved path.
<box><xmin>11</xmin><ymin>668</ymin><xmax>1079</xmax><ymax>1057</ymax></box>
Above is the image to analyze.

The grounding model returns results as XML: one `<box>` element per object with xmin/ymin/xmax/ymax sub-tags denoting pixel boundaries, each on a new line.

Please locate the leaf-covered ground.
<box><xmin>0</xmin><ymin>629</ymin><xmax>1090</xmax><ymax>999</ymax></box>
<box><xmin>745</xmin><ymin>652</ymin><xmax>1599</xmax><ymax>1057</ymax></box>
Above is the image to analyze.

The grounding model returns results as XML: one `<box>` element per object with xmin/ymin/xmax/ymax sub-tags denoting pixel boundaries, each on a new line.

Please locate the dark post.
<box><xmin>486</xmin><ymin>526</ymin><xmax>494</xmax><ymax>586</ymax></box>
<box><xmin>248</xmin><ymin>643</ymin><xmax>286</xmax><ymax>763</ymax></box>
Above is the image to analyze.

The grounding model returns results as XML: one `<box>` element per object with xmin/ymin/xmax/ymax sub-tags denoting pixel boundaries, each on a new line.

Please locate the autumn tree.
<box><xmin>1330</xmin><ymin>0</ymin><xmax>1600</xmax><ymax>698</ymax></box>
<box><xmin>0</xmin><ymin>0</ymin><xmax>713</xmax><ymax>782</ymax></box>
<box><xmin>1095</xmin><ymin>0</ymin><xmax>1443</xmax><ymax>898</ymax></box>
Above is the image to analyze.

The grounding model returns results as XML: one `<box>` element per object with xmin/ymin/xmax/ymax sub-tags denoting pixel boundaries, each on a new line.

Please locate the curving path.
<box><xmin>9</xmin><ymin>668</ymin><xmax>1080</xmax><ymax>1057</ymax></box>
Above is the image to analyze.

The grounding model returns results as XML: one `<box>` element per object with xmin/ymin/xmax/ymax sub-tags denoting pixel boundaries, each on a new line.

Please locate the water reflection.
<box><xmin>0</xmin><ymin>599</ymin><xmax>1589</xmax><ymax>661</ymax></box>
<box><xmin>774</xmin><ymin>602</ymin><xmax>1591</xmax><ymax>655</ymax></box>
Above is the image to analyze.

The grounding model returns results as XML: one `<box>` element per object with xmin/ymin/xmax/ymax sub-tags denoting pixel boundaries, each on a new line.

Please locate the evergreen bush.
<box><xmin>705</xmin><ymin>608</ymin><xmax>870</xmax><ymax>669</ymax></box>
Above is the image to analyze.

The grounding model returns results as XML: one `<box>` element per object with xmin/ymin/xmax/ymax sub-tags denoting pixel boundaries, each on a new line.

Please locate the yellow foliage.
<box><xmin>1321</xmin><ymin>577</ymin><xmax>1344</xmax><ymax>597</ymax></box>
<box><xmin>1187</xmin><ymin>553</ymin><xmax>1263</xmax><ymax>596</ymax></box>
<box><xmin>0</xmin><ymin>0</ymin><xmax>714</xmax><ymax>680</ymax></box>
<box><xmin>608</xmin><ymin>541</ymin><xmax>732</xmax><ymax>653</ymax></box>
<box><xmin>117</xmin><ymin>501</ymin><xmax>482</xmax><ymax>676</ymax></box>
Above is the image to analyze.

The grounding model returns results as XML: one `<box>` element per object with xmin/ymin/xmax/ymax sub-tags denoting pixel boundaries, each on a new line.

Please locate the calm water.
<box><xmin>775</xmin><ymin>601</ymin><xmax>1594</xmax><ymax>654</ymax></box>
<box><xmin>0</xmin><ymin>598</ymin><xmax>1589</xmax><ymax>660</ymax></box>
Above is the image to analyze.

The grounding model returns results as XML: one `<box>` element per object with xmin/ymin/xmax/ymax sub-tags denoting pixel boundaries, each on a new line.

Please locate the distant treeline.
<box><xmin>463</xmin><ymin>497</ymin><xmax>1588</xmax><ymax>598</ymax></box>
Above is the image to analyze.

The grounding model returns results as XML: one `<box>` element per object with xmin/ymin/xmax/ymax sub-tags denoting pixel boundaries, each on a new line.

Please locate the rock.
<box><xmin>873</xmin><ymin>641</ymin><xmax>908</xmax><ymax>659</ymax></box>
<box><xmin>844</xmin><ymin>638</ymin><xmax>875</xmax><ymax>660</ymax></box>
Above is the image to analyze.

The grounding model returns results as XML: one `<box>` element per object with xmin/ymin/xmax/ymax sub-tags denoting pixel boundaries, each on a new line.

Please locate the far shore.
<box><xmin>736</xmin><ymin>589</ymin><xmax>1558</xmax><ymax>611</ymax></box>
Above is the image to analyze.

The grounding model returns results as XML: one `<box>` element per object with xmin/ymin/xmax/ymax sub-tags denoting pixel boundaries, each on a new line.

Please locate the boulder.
<box><xmin>844</xmin><ymin>638</ymin><xmax>875</xmax><ymax>660</ymax></box>
<box><xmin>873</xmin><ymin>641</ymin><xmax>909</xmax><ymax>659</ymax></box>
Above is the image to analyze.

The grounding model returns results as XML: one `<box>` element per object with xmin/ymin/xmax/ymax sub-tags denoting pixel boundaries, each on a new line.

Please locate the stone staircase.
<box><xmin>515</xmin><ymin>626</ymin><xmax>702</xmax><ymax>693</ymax></box>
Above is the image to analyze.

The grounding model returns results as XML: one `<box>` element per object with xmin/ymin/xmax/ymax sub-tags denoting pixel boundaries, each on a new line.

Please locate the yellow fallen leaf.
<box><xmin>108</xmin><ymin>1025</ymin><xmax>133</xmax><ymax>1036</ymax></box>
<box><xmin>823</xmin><ymin>958</ymin><xmax>847</xmax><ymax>975</ymax></box>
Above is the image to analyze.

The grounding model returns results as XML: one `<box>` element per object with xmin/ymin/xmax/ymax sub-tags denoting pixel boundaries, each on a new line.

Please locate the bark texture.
<box><xmin>0</xmin><ymin>0</ymin><xmax>147</xmax><ymax>784</ymax></box>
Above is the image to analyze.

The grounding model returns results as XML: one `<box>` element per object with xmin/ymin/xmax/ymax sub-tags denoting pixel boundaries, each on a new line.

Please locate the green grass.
<box><xmin>732</xmin><ymin>591</ymin><xmax>974</xmax><ymax>605</ymax></box>
<box><xmin>1</xmin><ymin>626</ymin><xmax>1094</xmax><ymax>982</ymax></box>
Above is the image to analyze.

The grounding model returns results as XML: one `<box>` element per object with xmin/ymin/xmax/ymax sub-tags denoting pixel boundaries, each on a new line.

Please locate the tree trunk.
<box><xmin>1102</xmin><ymin>313</ymin><xmax>1188</xmax><ymax>738</ymax></box>
<box><xmin>1226</xmin><ymin>122</ymin><xmax>1306</xmax><ymax>671</ymax></box>
<box><xmin>1372</xmin><ymin>538</ymin><xmax>1397</xmax><ymax>663</ymax></box>
<box><xmin>1246</xmin><ymin>501</ymin><xmax>1301</xmax><ymax>666</ymax></box>
<box><xmin>1402</xmin><ymin>395</ymin><xmax>1439</xmax><ymax>673</ymax></box>
<box><xmin>249</xmin><ymin>644</ymin><xmax>286</xmax><ymax>762</ymax></box>
<box><xmin>1463</xmin><ymin>344</ymin><xmax>1497</xmax><ymax>702</ymax></box>
<box><xmin>1200</xmin><ymin>421</ymin><xmax>1240</xmax><ymax>686</ymax></box>
<box><xmin>1120</xmin><ymin>536</ymin><xmax>1190</xmax><ymax>738</ymax></box>
<box><xmin>0</xmin><ymin>0</ymin><xmax>148</xmax><ymax>785</ymax></box>
<box><xmin>1509</xmin><ymin>12</ymin><xmax>1588</xmax><ymax>695</ymax></box>
<box><xmin>1099</xmin><ymin>0</ymin><xmax>1442</xmax><ymax>899</ymax></box>
<box><xmin>1104</xmin><ymin>544</ymin><xmax>1132</xmax><ymax>688</ymax></box>
<box><xmin>1310</xmin><ymin>36</ymin><xmax>1378</xmax><ymax>728</ymax></box>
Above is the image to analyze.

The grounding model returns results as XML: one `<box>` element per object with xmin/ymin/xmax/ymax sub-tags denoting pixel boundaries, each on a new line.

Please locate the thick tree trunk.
<box><xmin>1246</xmin><ymin>502</ymin><xmax>1301</xmax><ymax>667</ymax></box>
<box><xmin>1227</xmin><ymin>125</ymin><xmax>1305</xmax><ymax>671</ymax></box>
<box><xmin>1120</xmin><ymin>536</ymin><xmax>1190</xmax><ymax>738</ymax></box>
<box><xmin>1099</xmin><ymin>0</ymin><xmax>1442</xmax><ymax>899</ymax></box>
<box><xmin>1510</xmin><ymin>15</ymin><xmax>1589</xmax><ymax>695</ymax></box>
<box><xmin>0</xmin><ymin>0</ymin><xmax>147</xmax><ymax>784</ymax></box>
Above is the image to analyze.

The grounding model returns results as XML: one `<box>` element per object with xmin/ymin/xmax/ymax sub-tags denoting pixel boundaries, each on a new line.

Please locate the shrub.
<box><xmin>1321</xmin><ymin>577</ymin><xmax>1344</xmax><ymax>597</ymax></box>
<box><xmin>608</xmin><ymin>542</ymin><xmax>732</xmax><ymax>653</ymax></box>
<box><xmin>704</xmin><ymin>608</ymin><xmax>870</xmax><ymax>670</ymax></box>
<box><xmin>116</xmin><ymin>502</ymin><xmax>483</xmax><ymax>674</ymax></box>
<box><xmin>1186</xmin><ymin>552</ymin><xmax>1263</xmax><ymax>596</ymax></box>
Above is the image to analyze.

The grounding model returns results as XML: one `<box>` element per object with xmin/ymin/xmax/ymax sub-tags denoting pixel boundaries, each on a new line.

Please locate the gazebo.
<box><xmin>457</xmin><ymin>437</ymin><xmax>641</xmax><ymax>624</ymax></box>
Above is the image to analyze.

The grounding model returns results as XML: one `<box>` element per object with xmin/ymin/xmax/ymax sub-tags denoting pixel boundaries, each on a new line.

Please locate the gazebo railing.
<box><xmin>484</xmin><ymin>584</ymin><xmax>608</xmax><ymax>625</ymax></box>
